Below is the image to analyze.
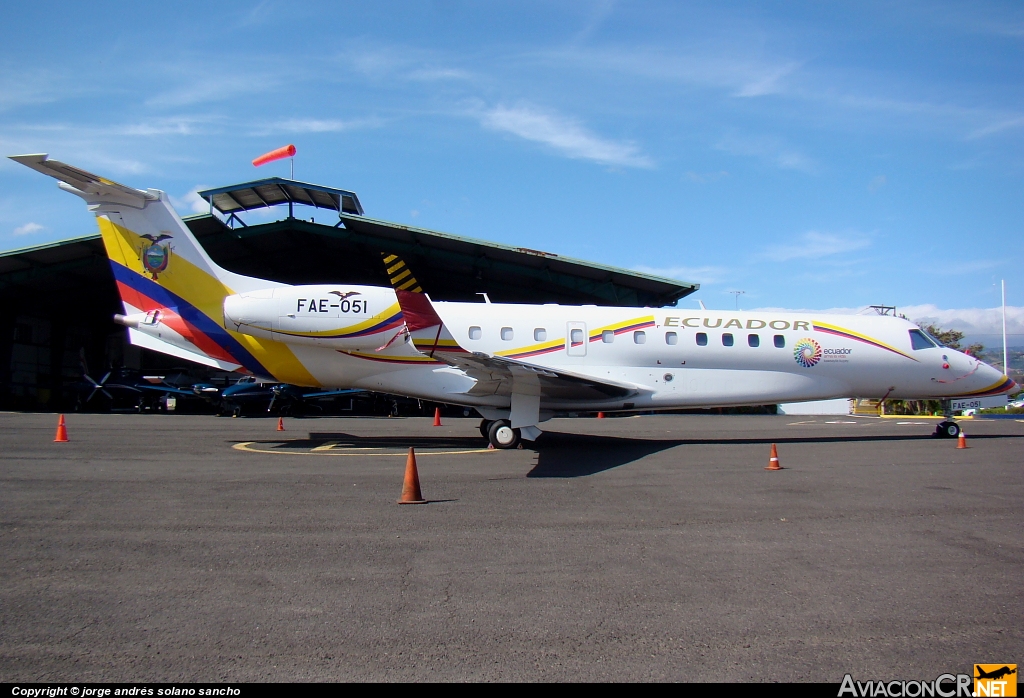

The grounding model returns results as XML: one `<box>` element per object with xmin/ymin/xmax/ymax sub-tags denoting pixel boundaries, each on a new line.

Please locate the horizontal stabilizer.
<box><xmin>9</xmin><ymin>153</ymin><xmax>156</xmax><ymax>207</ymax></box>
<box><xmin>128</xmin><ymin>328</ymin><xmax>242</xmax><ymax>372</ymax></box>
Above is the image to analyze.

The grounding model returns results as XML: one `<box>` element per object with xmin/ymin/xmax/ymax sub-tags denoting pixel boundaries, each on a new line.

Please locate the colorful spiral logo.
<box><xmin>793</xmin><ymin>338</ymin><xmax>822</xmax><ymax>368</ymax></box>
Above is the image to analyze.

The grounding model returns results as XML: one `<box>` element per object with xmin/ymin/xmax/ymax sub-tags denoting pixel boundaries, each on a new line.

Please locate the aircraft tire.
<box><xmin>935</xmin><ymin>421</ymin><xmax>961</xmax><ymax>438</ymax></box>
<box><xmin>479</xmin><ymin>419</ymin><xmax>492</xmax><ymax>439</ymax></box>
<box><xmin>487</xmin><ymin>420</ymin><xmax>521</xmax><ymax>449</ymax></box>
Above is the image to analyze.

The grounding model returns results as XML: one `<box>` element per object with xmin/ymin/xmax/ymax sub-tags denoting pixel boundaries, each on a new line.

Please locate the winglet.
<box><xmin>381</xmin><ymin>253</ymin><xmax>443</xmax><ymax>332</ymax></box>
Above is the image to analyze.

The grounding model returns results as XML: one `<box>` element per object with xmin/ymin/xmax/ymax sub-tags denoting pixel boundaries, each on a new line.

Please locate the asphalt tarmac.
<box><xmin>1</xmin><ymin>412</ymin><xmax>1022</xmax><ymax>682</ymax></box>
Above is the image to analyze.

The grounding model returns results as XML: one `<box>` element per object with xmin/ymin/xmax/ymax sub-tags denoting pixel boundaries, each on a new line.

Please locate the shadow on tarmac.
<box><xmin>241</xmin><ymin>430</ymin><xmax>1021</xmax><ymax>479</ymax></box>
<box><xmin>527</xmin><ymin>431</ymin><xmax>1021</xmax><ymax>478</ymax></box>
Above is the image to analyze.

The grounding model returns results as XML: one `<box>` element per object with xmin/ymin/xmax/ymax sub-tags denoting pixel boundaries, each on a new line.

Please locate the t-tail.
<box><xmin>9</xmin><ymin>154</ymin><xmax>312</xmax><ymax>382</ymax></box>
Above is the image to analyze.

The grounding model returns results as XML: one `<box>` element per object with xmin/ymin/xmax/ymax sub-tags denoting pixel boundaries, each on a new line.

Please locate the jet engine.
<box><xmin>223</xmin><ymin>285</ymin><xmax>402</xmax><ymax>349</ymax></box>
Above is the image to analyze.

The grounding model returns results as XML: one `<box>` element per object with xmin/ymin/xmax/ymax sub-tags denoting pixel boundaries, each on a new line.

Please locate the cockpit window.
<box><xmin>909</xmin><ymin>329</ymin><xmax>939</xmax><ymax>350</ymax></box>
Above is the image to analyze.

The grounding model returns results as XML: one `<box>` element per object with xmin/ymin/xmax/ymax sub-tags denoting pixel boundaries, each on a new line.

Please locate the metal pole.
<box><xmin>1002</xmin><ymin>279</ymin><xmax>1008</xmax><ymax>377</ymax></box>
<box><xmin>290</xmin><ymin>157</ymin><xmax>294</xmax><ymax>180</ymax></box>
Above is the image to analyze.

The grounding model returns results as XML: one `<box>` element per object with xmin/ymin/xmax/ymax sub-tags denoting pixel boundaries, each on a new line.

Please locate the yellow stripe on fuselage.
<box><xmin>812</xmin><ymin>320</ymin><xmax>917</xmax><ymax>361</ymax></box>
<box><xmin>588</xmin><ymin>315</ymin><xmax>656</xmax><ymax>340</ymax></box>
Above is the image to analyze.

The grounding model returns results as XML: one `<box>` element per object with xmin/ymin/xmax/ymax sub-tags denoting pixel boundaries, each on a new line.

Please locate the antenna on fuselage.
<box><xmin>698</xmin><ymin>300</ymin><xmax>707</xmax><ymax>310</ymax></box>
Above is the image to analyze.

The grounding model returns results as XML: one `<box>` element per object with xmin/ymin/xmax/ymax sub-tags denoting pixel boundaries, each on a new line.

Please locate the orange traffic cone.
<box><xmin>277</xmin><ymin>417</ymin><xmax>285</xmax><ymax>431</ymax></box>
<box><xmin>398</xmin><ymin>447</ymin><xmax>427</xmax><ymax>504</ymax></box>
<box><xmin>765</xmin><ymin>443</ymin><xmax>783</xmax><ymax>470</ymax></box>
<box><xmin>956</xmin><ymin>431</ymin><xmax>968</xmax><ymax>449</ymax></box>
<box><xmin>53</xmin><ymin>414</ymin><xmax>68</xmax><ymax>443</ymax></box>
<box><xmin>597</xmin><ymin>412</ymin><xmax>605</xmax><ymax>419</ymax></box>
<box><xmin>433</xmin><ymin>407</ymin><xmax>442</xmax><ymax>427</ymax></box>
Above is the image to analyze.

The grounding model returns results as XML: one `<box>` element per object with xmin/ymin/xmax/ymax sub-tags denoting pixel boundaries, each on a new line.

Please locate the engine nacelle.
<box><xmin>223</xmin><ymin>284</ymin><xmax>403</xmax><ymax>349</ymax></box>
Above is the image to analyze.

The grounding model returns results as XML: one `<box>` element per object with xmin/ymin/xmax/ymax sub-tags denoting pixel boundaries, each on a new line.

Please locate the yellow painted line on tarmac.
<box><xmin>786</xmin><ymin>420</ymin><xmax>818</xmax><ymax>425</ymax></box>
<box><xmin>879</xmin><ymin>415</ymin><xmax>945</xmax><ymax>419</ymax></box>
<box><xmin>311</xmin><ymin>441</ymin><xmax>339</xmax><ymax>451</ymax></box>
<box><xmin>233</xmin><ymin>441</ymin><xmax>496</xmax><ymax>457</ymax></box>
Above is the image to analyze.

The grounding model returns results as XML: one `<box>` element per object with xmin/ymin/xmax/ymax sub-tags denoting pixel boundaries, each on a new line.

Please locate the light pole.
<box><xmin>729</xmin><ymin>290</ymin><xmax>746</xmax><ymax>311</ymax></box>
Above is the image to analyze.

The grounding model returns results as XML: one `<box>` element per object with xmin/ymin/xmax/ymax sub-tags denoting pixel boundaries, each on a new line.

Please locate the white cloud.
<box><xmin>750</xmin><ymin>304</ymin><xmax>1024</xmax><ymax>341</ymax></box>
<box><xmin>763</xmin><ymin>231</ymin><xmax>872</xmax><ymax>262</ymax></box>
<box><xmin>170</xmin><ymin>187</ymin><xmax>212</xmax><ymax>216</ymax></box>
<box><xmin>13</xmin><ymin>222</ymin><xmax>44</xmax><ymax>236</ymax></box>
<box><xmin>716</xmin><ymin>134</ymin><xmax>816</xmax><ymax>173</ymax></box>
<box><xmin>541</xmin><ymin>45</ymin><xmax>801</xmax><ymax>100</ymax></box>
<box><xmin>146</xmin><ymin>72</ymin><xmax>280</xmax><ymax>108</ymax></box>
<box><xmin>255</xmin><ymin>117</ymin><xmax>382</xmax><ymax>135</ymax></box>
<box><xmin>868</xmin><ymin>175</ymin><xmax>887</xmax><ymax>192</ymax></box>
<box><xmin>734</xmin><ymin>63</ymin><xmax>800</xmax><ymax>97</ymax></box>
<box><xmin>967</xmin><ymin>116</ymin><xmax>1024</xmax><ymax>140</ymax></box>
<box><xmin>117</xmin><ymin>118</ymin><xmax>205</xmax><ymax>137</ymax></box>
<box><xmin>407</xmin><ymin>68</ymin><xmax>474</xmax><ymax>82</ymax></box>
<box><xmin>479</xmin><ymin>104</ymin><xmax>653</xmax><ymax>168</ymax></box>
<box><xmin>901</xmin><ymin>304</ymin><xmax>1024</xmax><ymax>339</ymax></box>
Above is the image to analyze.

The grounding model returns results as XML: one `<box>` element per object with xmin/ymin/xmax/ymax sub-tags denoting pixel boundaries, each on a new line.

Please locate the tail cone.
<box><xmin>398</xmin><ymin>447</ymin><xmax>427</xmax><ymax>504</ymax></box>
<box><xmin>433</xmin><ymin>407</ymin><xmax>442</xmax><ymax>427</ymax></box>
<box><xmin>277</xmin><ymin>417</ymin><xmax>285</xmax><ymax>431</ymax></box>
<box><xmin>765</xmin><ymin>443</ymin><xmax>783</xmax><ymax>470</ymax></box>
<box><xmin>54</xmin><ymin>414</ymin><xmax>68</xmax><ymax>443</ymax></box>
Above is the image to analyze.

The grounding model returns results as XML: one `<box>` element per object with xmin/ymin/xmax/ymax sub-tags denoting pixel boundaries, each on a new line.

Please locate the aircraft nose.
<box><xmin>977</xmin><ymin>360</ymin><xmax>1014</xmax><ymax>392</ymax></box>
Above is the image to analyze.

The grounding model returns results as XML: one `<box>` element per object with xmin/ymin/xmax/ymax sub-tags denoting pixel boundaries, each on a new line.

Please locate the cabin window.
<box><xmin>501</xmin><ymin>327</ymin><xmax>514</xmax><ymax>341</ymax></box>
<box><xmin>570</xmin><ymin>328</ymin><xmax>584</xmax><ymax>344</ymax></box>
<box><xmin>696</xmin><ymin>332</ymin><xmax>708</xmax><ymax>346</ymax></box>
<box><xmin>468</xmin><ymin>326</ymin><xmax>482</xmax><ymax>340</ymax></box>
<box><xmin>722</xmin><ymin>333</ymin><xmax>734</xmax><ymax>347</ymax></box>
<box><xmin>534</xmin><ymin>328</ymin><xmax>547</xmax><ymax>341</ymax></box>
<box><xmin>665</xmin><ymin>331</ymin><xmax>678</xmax><ymax>345</ymax></box>
<box><xmin>748</xmin><ymin>334</ymin><xmax>760</xmax><ymax>348</ymax></box>
<box><xmin>602</xmin><ymin>330</ymin><xmax>615</xmax><ymax>343</ymax></box>
<box><xmin>634</xmin><ymin>331</ymin><xmax>646</xmax><ymax>344</ymax></box>
<box><xmin>909</xmin><ymin>329</ymin><xmax>939</xmax><ymax>350</ymax></box>
<box><xmin>774</xmin><ymin>334</ymin><xmax>785</xmax><ymax>348</ymax></box>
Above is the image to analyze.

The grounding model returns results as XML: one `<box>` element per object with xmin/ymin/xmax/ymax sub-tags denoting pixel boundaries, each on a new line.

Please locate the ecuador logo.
<box><xmin>794</xmin><ymin>338</ymin><xmax>822</xmax><ymax>368</ymax></box>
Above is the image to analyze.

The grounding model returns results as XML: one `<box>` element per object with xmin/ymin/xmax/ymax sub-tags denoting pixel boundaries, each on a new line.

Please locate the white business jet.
<box><xmin>11</xmin><ymin>154</ymin><xmax>1015</xmax><ymax>448</ymax></box>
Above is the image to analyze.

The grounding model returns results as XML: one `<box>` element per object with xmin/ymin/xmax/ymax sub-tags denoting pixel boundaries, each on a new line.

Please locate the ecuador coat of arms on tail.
<box><xmin>139</xmin><ymin>233</ymin><xmax>172</xmax><ymax>279</ymax></box>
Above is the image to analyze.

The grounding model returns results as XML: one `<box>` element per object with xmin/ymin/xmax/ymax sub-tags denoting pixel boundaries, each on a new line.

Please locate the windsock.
<box><xmin>253</xmin><ymin>144</ymin><xmax>296</xmax><ymax>167</ymax></box>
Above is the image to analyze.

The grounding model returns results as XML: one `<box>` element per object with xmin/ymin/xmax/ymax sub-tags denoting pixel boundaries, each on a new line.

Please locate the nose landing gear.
<box><xmin>933</xmin><ymin>399</ymin><xmax>961</xmax><ymax>438</ymax></box>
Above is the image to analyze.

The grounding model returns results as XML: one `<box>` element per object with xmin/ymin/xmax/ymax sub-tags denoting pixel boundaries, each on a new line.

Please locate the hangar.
<box><xmin>0</xmin><ymin>177</ymin><xmax>698</xmax><ymax>411</ymax></box>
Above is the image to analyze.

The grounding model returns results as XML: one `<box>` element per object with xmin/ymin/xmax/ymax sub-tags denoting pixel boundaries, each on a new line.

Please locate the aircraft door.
<box><xmin>566</xmin><ymin>321</ymin><xmax>587</xmax><ymax>357</ymax></box>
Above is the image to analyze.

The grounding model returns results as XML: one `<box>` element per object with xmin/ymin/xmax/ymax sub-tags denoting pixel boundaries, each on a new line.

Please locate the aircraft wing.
<box><xmin>300</xmin><ymin>388</ymin><xmax>367</xmax><ymax>400</ymax></box>
<box><xmin>436</xmin><ymin>350</ymin><xmax>639</xmax><ymax>401</ymax></box>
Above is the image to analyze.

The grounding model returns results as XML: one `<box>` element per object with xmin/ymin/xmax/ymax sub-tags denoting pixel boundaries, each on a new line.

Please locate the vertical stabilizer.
<box><xmin>10</xmin><ymin>154</ymin><xmax>315</xmax><ymax>382</ymax></box>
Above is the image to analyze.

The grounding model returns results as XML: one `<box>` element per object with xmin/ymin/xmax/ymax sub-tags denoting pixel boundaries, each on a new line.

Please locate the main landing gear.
<box><xmin>479</xmin><ymin>419</ymin><xmax>521</xmax><ymax>449</ymax></box>
<box><xmin>933</xmin><ymin>399</ymin><xmax>961</xmax><ymax>439</ymax></box>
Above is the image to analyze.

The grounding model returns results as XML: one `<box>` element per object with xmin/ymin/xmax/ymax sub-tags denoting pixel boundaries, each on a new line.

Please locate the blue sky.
<box><xmin>2</xmin><ymin>1</ymin><xmax>1022</xmax><ymax>342</ymax></box>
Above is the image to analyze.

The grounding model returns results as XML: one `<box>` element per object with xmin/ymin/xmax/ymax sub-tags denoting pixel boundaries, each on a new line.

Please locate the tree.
<box><xmin>918</xmin><ymin>323</ymin><xmax>984</xmax><ymax>356</ymax></box>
